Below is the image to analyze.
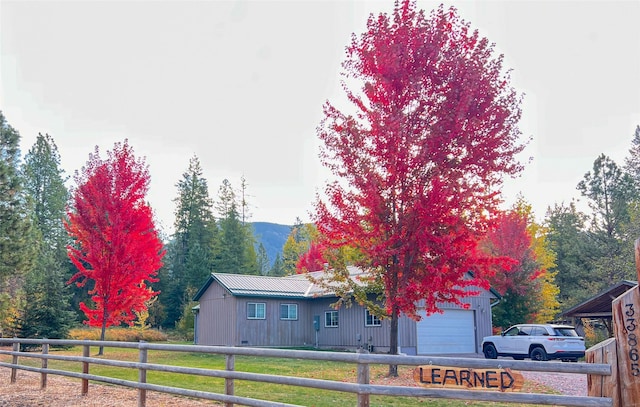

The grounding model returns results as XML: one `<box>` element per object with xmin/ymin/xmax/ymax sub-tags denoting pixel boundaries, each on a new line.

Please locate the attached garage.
<box><xmin>416</xmin><ymin>309</ymin><xmax>476</xmax><ymax>354</ymax></box>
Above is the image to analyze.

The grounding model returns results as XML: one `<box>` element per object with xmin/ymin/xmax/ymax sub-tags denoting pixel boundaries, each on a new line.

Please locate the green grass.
<box><xmin>1</xmin><ymin>345</ymin><xmax>558</xmax><ymax>407</ymax></box>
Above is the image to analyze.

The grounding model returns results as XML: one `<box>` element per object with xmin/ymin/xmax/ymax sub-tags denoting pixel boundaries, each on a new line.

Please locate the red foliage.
<box><xmin>66</xmin><ymin>141</ymin><xmax>164</xmax><ymax>328</ymax></box>
<box><xmin>296</xmin><ymin>242</ymin><xmax>327</xmax><ymax>273</ymax></box>
<box><xmin>315</xmin><ymin>1</ymin><xmax>524</xmax><ymax>320</ymax></box>
<box><xmin>482</xmin><ymin>210</ymin><xmax>540</xmax><ymax>296</ymax></box>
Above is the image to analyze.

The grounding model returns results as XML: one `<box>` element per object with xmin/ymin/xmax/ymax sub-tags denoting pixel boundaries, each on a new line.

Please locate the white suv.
<box><xmin>482</xmin><ymin>324</ymin><xmax>585</xmax><ymax>362</ymax></box>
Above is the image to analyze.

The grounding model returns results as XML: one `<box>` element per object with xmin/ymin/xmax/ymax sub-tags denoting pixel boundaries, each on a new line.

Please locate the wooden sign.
<box><xmin>413</xmin><ymin>365</ymin><xmax>524</xmax><ymax>392</ymax></box>
<box><xmin>610</xmin><ymin>240</ymin><xmax>640</xmax><ymax>407</ymax></box>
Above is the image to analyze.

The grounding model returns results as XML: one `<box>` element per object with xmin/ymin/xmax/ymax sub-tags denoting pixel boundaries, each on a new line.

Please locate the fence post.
<box><xmin>82</xmin><ymin>344</ymin><xmax>90</xmax><ymax>395</ymax></box>
<box><xmin>225</xmin><ymin>354</ymin><xmax>235</xmax><ymax>407</ymax></box>
<box><xmin>10</xmin><ymin>339</ymin><xmax>19</xmax><ymax>384</ymax></box>
<box><xmin>586</xmin><ymin>337</ymin><xmax>619</xmax><ymax>406</ymax></box>
<box><xmin>357</xmin><ymin>348</ymin><xmax>370</xmax><ymax>407</ymax></box>
<box><xmin>41</xmin><ymin>341</ymin><xmax>49</xmax><ymax>389</ymax></box>
<box><xmin>138</xmin><ymin>341</ymin><xmax>147</xmax><ymax>407</ymax></box>
<box><xmin>609</xmin><ymin>238</ymin><xmax>640</xmax><ymax>407</ymax></box>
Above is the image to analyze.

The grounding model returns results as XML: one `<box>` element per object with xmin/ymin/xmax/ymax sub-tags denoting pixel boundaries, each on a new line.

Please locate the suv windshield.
<box><xmin>553</xmin><ymin>328</ymin><xmax>579</xmax><ymax>337</ymax></box>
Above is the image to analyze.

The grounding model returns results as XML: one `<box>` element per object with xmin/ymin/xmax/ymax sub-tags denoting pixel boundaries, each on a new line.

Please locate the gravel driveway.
<box><xmin>522</xmin><ymin>371</ymin><xmax>587</xmax><ymax>396</ymax></box>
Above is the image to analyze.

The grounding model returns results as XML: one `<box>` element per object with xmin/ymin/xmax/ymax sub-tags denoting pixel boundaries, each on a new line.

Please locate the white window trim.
<box><xmin>247</xmin><ymin>302</ymin><xmax>266</xmax><ymax>320</ymax></box>
<box><xmin>325</xmin><ymin>310</ymin><xmax>339</xmax><ymax>328</ymax></box>
<box><xmin>280</xmin><ymin>303</ymin><xmax>298</xmax><ymax>320</ymax></box>
<box><xmin>365</xmin><ymin>309</ymin><xmax>381</xmax><ymax>327</ymax></box>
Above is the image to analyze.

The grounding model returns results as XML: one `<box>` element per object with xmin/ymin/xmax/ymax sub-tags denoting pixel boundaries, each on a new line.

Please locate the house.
<box><xmin>193</xmin><ymin>267</ymin><xmax>499</xmax><ymax>355</ymax></box>
<box><xmin>561</xmin><ymin>280</ymin><xmax>637</xmax><ymax>336</ymax></box>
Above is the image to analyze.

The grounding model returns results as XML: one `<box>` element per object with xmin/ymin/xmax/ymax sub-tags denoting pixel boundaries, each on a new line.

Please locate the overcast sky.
<box><xmin>1</xmin><ymin>1</ymin><xmax>639</xmax><ymax>234</ymax></box>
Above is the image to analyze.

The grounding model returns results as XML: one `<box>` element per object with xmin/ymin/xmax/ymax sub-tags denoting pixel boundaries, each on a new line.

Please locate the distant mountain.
<box><xmin>251</xmin><ymin>222</ymin><xmax>291</xmax><ymax>267</ymax></box>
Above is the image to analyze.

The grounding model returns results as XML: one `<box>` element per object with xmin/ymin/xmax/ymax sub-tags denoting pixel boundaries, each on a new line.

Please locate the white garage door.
<box><xmin>416</xmin><ymin>309</ymin><xmax>475</xmax><ymax>354</ymax></box>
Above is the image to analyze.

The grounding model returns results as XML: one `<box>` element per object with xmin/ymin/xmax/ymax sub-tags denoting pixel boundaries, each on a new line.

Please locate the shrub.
<box><xmin>68</xmin><ymin>327</ymin><xmax>168</xmax><ymax>342</ymax></box>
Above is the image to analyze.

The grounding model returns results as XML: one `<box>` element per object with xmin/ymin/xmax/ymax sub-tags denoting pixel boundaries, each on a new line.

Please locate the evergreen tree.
<box><xmin>19</xmin><ymin>245</ymin><xmax>75</xmax><ymax>340</ymax></box>
<box><xmin>161</xmin><ymin>156</ymin><xmax>217</xmax><ymax>327</ymax></box>
<box><xmin>269</xmin><ymin>253</ymin><xmax>285</xmax><ymax>276</ymax></box>
<box><xmin>0</xmin><ymin>112</ymin><xmax>33</xmax><ymax>282</ymax></box>
<box><xmin>19</xmin><ymin>133</ymin><xmax>76</xmax><ymax>339</ymax></box>
<box><xmin>577</xmin><ymin>154</ymin><xmax>636</xmax><ymax>286</ymax></box>
<box><xmin>544</xmin><ymin>202</ymin><xmax>598</xmax><ymax>308</ymax></box>
<box><xmin>0</xmin><ymin>112</ymin><xmax>35</xmax><ymax>336</ymax></box>
<box><xmin>624</xmin><ymin>125</ymin><xmax>640</xmax><ymax>191</ymax></box>
<box><xmin>256</xmin><ymin>243</ymin><xmax>270</xmax><ymax>275</ymax></box>
<box><xmin>173</xmin><ymin>156</ymin><xmax>217</xmax><ymax>288</ymax></box>
<box><xmin>21</xmin><ymin>134</ymin><xmax>68</xmax><ymax>248</ymax></box>
<box><xmin>215</xmin><ymin>179</ymin><xmax>258</xmax><ymax>274</ymax></box>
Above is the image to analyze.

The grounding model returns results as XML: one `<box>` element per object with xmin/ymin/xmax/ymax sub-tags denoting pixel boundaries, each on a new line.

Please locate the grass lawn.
<box><xmin>1</xmin><ymin>344</ymin><xmax>559</xmax><ymax>407</ymax></box>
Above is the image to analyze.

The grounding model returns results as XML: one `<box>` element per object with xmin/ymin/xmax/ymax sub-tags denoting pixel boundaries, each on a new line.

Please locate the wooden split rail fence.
<box><xmin>7</xmin><ymin>239</ymin><xmax>640</xmax><ymax>406</ymax></box>
<box><xmin>0</xmin><ymin>337</ymin><xmax>612</xmax><ymax>407</ymax></box>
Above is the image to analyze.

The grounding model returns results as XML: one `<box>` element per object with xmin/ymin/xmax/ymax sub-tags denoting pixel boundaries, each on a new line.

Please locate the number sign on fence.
<box><xmin>587</xmin><ymin>238</ymin><xmax>640</xmax><ymax>407</ymax></box>
<box><xmin>611</xmin><ymin>239</ymin><xmax>640</xmax><ymax>407</ymax></box>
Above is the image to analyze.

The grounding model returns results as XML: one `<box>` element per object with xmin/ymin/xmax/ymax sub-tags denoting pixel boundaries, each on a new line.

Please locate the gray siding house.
<box><xmin>193</xmin><ymin>268</ymin><xmax>498</xmax><ymax>355</ymax></box>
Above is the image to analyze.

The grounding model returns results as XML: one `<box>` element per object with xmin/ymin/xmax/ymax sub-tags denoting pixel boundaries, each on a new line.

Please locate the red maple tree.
<box><xmin>314</xmin><ymin>1</ymin><xmax>524</xmax><ymax>373</ymax></box>
<box><xmin>296</xmin><ymin>242</ymin><xmax>327</xmax><ymax>273</ymax></box>
<box><xmin>482</xmin><ymin>210</ymin><xmax>538</xmax><ymax>296</ymax></box>
<box><xmin>481</xmin><ymin>208</ymin><xmax>545</xmax><ymax>326</ymax></box>
<box><xmin>66</xmin><ymin>141</ymin><xmax>164</xmax><ymax>349</ymax></box>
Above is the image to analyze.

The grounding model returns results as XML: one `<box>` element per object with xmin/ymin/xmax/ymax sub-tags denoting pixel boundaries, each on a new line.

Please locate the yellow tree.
<box><xmin>514</xmin><ymin>198</ymin><xmax>560</xmax><ymax>322</ymax></box>
<box><xmin>282</xmin><ymin>221</ymin><xmax>319</xmax><ymax>275</ymax></box>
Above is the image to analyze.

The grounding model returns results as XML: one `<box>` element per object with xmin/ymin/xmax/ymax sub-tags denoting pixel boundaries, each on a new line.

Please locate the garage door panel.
<box><xmin>416</xmin><ymin>309</ymin><xmax>475</xmax><ymax>354</ymax></box>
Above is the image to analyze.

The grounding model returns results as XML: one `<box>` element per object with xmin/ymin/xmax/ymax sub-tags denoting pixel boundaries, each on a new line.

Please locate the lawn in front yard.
<box><xmin>0</xmin><ymin>344</ymin><xmax>558</xmax><ymax>407</ymax></box>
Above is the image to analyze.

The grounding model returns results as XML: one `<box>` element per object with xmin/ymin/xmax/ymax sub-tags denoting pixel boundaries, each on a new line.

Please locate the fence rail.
<box><xmin>0</xmin><ymin>338</ymin><xmax>612</xmax><ymax>407</ymax></box>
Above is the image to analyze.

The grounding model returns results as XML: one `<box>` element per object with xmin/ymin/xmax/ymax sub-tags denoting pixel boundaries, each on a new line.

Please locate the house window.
<box><xmin>247</xmin><ymin>302</ymin><xmax>266</xmax><ymax>319</ymax></box>
<box><xmin>325</xmin><ymin>311</ymin><xmax>339</xmax><ymax>327</ymax></box>
<box><xmin>365</xmin><ymin>309</ymin><xmax>381</xmax><ymax>327</ymax></box>
<box><xmin>280</xmin><ymin>304</ymin><xmax>298</xmax><ymax>320</ymax></box>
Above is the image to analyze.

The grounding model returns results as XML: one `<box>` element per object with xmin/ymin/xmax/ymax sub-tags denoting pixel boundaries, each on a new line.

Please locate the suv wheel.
<box><xmin>530</xmin><ymin>347</ymin><xmax>548</xmax><ymax>361</ymax></box>
<box><xmin>483</xmin><ymin>344</ymin><xmax>498</xmax><ymax>359</ymax></box>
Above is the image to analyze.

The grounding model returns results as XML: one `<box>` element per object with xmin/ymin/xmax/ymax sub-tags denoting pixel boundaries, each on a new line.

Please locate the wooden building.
<box><xmin>193</xmin><ymin>267</ymin><xmax>499</xmax><ymax>355</ymax></box>
<box><xmin>561</xmin><ymin>280</ymin><xmax>637</xmax><ymax>337</ymax></box>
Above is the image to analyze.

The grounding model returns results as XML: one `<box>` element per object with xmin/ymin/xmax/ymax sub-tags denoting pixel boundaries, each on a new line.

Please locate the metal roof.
<box><xmin>561</xmin><ymin>280</ymin><xmax>637</xmax><ymax>318</ymax></box>
<box><xmin>193</xmin><ymin>266</ymin><xmax>496</xmax><ymax>302</ymax></box>
<box><xmin>212</xmin><ymin>273</ymin><xmax>321</xmax><ymax>298</ymax></box>
<box><xmin>193</xmin><ymin>266</ymin><xmax>367</xmax><ymax>301</ymax></box>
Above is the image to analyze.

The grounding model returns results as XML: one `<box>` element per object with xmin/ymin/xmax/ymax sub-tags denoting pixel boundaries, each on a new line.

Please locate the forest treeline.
<box><xmin>1</xmin><ymin>109</ymin><xmax>639</xmax><ymax>339</ymax></box>
<box><xmin>0</xmin><ymin>111</ymin><xmax>307</xmax><ymax>338</ymax></box>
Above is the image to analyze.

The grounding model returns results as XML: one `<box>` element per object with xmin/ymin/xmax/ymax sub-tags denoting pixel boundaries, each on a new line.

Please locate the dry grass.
<box><xmin>0</xmin><ymin>370</ymin><xmax>221</xmax><ymax>407</ymax></box>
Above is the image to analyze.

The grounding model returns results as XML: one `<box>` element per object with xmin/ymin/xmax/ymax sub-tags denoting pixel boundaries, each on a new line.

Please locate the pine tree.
<box><xmin>0</xmin><ymin>111</ymin><xmax>35</xmax><ymax>336</ymax></box>
<box><xmin>161</xmin><ymin>155</ymin><xmax>217</xmax><ymax>327</ymax></box>
<box><xmin>544</xmin><ymin>202</ymin><xmax>598</xmax><ymax>307</ymax></box>
<box><xmin>19</xmin><ymin>133</ymin><xmax>76</xmax><ymax>339</ymax></box>
<box><xmin>577</xmin><ymin>154</ymin><xmax>636</xmax><ymax>286</ymax></box>
<box><xmin>256</xmin><ymin>243</ymin><xmax>270</xmax><ymax>275</ymax></box>
<box><xmin>624</xmin><ymin>125</ymin><xmax>640</xmax><ymax>191</ymax></box>
<box><xmin>215</xmin><ymin>179</ymin><xmax>258</xmax><ymax>274</ymax></box>
<box><xmin>269</xmin><ymin>253</ymin><xmax>285</xmax><ymax>276</ymax></box>
<box><xmin>0</xmin><ymin>112</ymin><xmax>33</xmax><ymax>282</ymax></box>
<box><xmin>172</xmin><ymin>156</ymin><xmax>217</xmax><ymax>288</ymax></box>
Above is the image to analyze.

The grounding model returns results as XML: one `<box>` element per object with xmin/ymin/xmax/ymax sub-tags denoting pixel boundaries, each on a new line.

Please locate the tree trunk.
<box><xmin>98</xmin><ymin>308</ymin><xmax>107</xmax><ymax>356</ymax></box>
<box><xmin>388</xmin><ymin>311</ymin><xmax>399</xmax><ymax>377</ymax></box>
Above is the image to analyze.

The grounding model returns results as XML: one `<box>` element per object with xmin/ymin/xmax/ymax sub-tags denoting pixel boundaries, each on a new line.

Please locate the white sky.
<box><xmin>1</xmin><ymin>1</ymin><xmax>639</xmax><ymax>234</ymax></box>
